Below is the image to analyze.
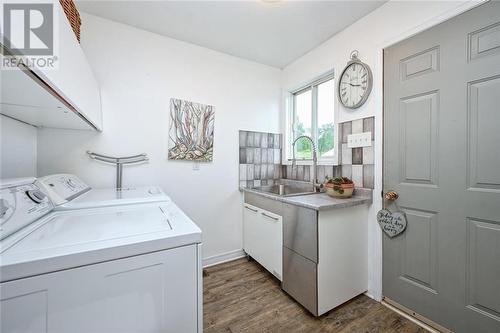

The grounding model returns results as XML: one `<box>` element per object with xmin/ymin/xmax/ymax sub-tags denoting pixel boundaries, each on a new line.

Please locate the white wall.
<box><xmin>37</xmin><ymin>13</ymin><xmax>282</xmax><ymax>263</ymax></box>
<box><xmin>282</xmin><ymin>0</ymin><xmax>484</xmax><ymax>300</ymax></box>
<box><xmin>1</xmin><ymin>115</ymin><xmax>37</xmax><ymax>179</ymax></box>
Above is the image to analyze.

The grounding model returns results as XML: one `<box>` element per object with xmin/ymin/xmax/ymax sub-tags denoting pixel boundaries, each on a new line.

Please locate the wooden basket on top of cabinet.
<box><xmin>59</xmin><ymin>0</ymin><xmax>81</xmax><ymax>43</ymax></box>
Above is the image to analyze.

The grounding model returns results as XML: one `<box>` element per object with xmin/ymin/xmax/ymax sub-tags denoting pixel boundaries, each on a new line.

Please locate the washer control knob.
<box><xmin>26</xmin><ymin>190</ymin><xmax>47</xmax><ymax>204</ymax></box>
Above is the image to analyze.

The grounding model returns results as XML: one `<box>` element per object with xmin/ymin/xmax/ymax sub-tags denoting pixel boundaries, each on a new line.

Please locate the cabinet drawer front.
<box><xmin>282</xmin><ymin>247</ymin><xmax>317</xmax><ymax>316</ymax></box>
<box><xmin>244</xmin><ymin>192</ymin><xmax>282</xmax><ymax>216</ymax></box>
<box><xmin>283</xmin><ymin>203</ymin><xmax>318</xmax><ymax>262</ymax></box>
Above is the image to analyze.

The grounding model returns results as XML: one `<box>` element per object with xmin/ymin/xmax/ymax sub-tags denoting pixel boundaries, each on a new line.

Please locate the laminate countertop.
<box><xmin>240</xmin><ymin>187</ymin><xmax>372</xmax><ymax>211</ymax></box>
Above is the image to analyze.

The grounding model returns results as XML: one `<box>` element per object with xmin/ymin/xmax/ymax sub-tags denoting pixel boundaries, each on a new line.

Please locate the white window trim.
<box><xmin>284</xmin><ymin>69</ymin><xmax>337</xmax><ymax>166</ymax></box>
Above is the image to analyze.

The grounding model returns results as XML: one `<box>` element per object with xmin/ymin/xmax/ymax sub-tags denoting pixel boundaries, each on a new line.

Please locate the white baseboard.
<box><xmin>202</xmin><ymin>249</ymin><xmax>246</xmax><ymax>268</ymax></box>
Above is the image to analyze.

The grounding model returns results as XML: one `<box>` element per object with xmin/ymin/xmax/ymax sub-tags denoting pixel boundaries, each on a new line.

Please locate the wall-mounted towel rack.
<box><xmin>87</xmin><ymin>151</ymin><xmax>149</xmax><ymax>190</ymax></box>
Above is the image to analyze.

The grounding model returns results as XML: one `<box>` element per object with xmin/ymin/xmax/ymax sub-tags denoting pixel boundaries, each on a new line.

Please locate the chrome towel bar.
<box><xmin>87</xmin><ymin>151</ymin><xmax>149</xmax><ymax>190</ymax></box>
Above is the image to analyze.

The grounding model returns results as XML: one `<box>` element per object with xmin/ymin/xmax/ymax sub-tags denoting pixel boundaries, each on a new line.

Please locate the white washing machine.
<box><xmin>38</xmin><ymin>173</ymin><xmax>170</xmax><ymax>210</ymax></box>
<box><xmin>0</xmin><ymin>175</ymin><xmax>202</xmax><ymax>333</ymax></box>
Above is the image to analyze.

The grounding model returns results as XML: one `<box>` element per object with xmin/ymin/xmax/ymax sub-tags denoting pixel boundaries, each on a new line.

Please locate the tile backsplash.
<box><xmin>239</xmin><ymin>116</ymin><xmax>375</xmax><ymax>189</ymax></box>
<box><xmin>282</xmin><ymin>165</ymin><xmax>340</xmax><ymax>183</ymax></box>
<box><xmin>281</xmin><ymin>116</ymin><xmax>375</xmax><ymax>189</ymax></box>
<box><xmin>239</xmin><ymin>130</ymin><xmax>282</xmax><ymax>188</ymax></box>
<box><xmin>338</xmin><ymin>116</ymin><xmax>375</xmax><ymax>188</ymax></box>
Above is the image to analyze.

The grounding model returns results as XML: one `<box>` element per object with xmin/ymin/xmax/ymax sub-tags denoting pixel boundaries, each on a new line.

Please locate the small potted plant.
<box><xmin>324</xmin><ymin>176</ymin><xmax>354</xmax><ymax>198</ymax></box>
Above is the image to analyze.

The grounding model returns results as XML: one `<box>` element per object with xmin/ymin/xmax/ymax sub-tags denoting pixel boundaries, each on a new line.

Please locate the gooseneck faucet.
<box><xmin>291</xmin><ymin>135</ymin><xmax>321</xmax><ymax>192</ymax></box>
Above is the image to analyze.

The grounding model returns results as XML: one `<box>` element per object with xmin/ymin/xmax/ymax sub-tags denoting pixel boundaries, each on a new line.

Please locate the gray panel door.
<box><xmin>383</xmin><ymin>2</ymin><xmax>500</xmax><ymax>332</ymax></box>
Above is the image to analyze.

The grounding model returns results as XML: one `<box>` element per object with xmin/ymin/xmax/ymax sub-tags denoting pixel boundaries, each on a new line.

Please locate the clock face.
<box><xmin>339</xmin><ymin>62</ymin><xmax>371</xmax><ymax>108</ymax></box>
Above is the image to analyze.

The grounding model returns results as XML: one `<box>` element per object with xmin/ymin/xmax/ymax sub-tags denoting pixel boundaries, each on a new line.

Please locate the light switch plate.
<box><xmin>347</xmin><ymin>132</ymin><xmax>372</xmax><ymax>148</ymax></box>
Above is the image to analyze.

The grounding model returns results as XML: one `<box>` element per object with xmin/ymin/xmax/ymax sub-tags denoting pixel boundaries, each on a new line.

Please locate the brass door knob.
<box><xmin>384</xmin><ymin>190</ymin><xmax>399</xmax><ymax>201</ymax></box>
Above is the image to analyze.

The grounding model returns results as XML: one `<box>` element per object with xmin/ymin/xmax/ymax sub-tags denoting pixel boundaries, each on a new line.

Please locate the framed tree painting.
<box><xmin>168</xmin><ymin>98</ymin><xmax>215</xmax><ymax>162</ymax></box>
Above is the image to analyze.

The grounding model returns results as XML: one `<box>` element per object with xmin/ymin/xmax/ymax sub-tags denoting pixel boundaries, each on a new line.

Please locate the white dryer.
<box><xmin>0</xmin><ymin>175</ymin><xmax>202</xmax><ymax>333</ymax></box>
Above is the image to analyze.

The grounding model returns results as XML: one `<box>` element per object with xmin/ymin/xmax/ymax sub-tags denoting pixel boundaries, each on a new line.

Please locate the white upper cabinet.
<box><xmin>0</xmin><ymin>1</ymin><xmax>102</xmax><ymax>131</ymax></box>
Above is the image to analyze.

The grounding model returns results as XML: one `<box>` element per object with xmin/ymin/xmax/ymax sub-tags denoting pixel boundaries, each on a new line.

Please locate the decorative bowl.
<box><xmin>325</xmin><ymin>182</ymin><xmax>354</xmax><ymax>198</ymax></box>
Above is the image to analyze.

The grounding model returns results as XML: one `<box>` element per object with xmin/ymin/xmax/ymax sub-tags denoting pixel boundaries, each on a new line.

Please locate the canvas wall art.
<box><xmin>168</xmin><ymin>98</ymin><xmax>215</xmax><ymax>162</ymax></box>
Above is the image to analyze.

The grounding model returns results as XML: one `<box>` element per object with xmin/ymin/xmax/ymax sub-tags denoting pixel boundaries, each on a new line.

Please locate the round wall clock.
<box><xmin>338</xmin><ymin>51</ymin><xmax>373</xmax><ymax>109</ymax></box>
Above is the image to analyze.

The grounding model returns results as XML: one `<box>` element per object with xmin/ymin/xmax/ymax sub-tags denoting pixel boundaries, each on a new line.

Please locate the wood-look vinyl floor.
<box><xmin>203</xmin><ymin>258</ymin><xmax>427</xmax><ymax>333</ymax></box>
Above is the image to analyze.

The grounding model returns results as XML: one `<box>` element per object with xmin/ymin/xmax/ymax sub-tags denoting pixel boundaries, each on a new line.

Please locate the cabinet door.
<box><xmin>0</xmin><ymin>245</ymin><xmax>199</xmax><ymax>333</ymax></box>
<box><xmin>259</xmin><ymin>209</ymin><xmax>283</xmax><ymax>280</ymax></box>
<box><xmin>243</xmin><ymin>203</ymin><xmax>260</xmax><ymax>259</ymax></box>
<box><xmin>243</xmin><ymin>203</ymin><xmax>282</xmax><ymax>280</ymax></box>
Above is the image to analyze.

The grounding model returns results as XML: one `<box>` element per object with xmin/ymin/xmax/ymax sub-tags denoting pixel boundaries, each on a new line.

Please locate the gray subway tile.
<box><xmin>352</xmin><ymin>165</ymin><xmax>363</xmax><ymax>187</ymax></box>
<box><xmin>254</xmin><ymin>132</ymin><xmax>261</xmax><ymax>148</ymax></box>
<box><xmin>341</xmin><ymin>164</ymin><xmax>352</xmax><ymax>179</ymax></box>
<box><xmin>273</xmin><ymin>165</ymin><xmax>280</xmax><ymax>179</ymax></box>
<box><xmin>341</xmin><ymin>122</ymin><xmax>351</xmax><ymax>143</ymax></box>
<box><xmin>253</xmin><ymin>180</ymin><xmax>261</xmax><ymax>187</ymax></box>
<box><xmin>246</xmin><ymin>148</ymin><xmax>254</xmax><ymax>164</ymax></box>
<box><xmin>246</xmin><ymin>180</ymin><xmax>254</xmax><ymax>188</ymax></box>
<box><xmin>352</xmin><ymin>147</ymin><xmax>363</xmax><ymax>165</ymax></box>
<box><xmin>246</xmin><ymin>132</ymin><xmax>254</xmax><ymax>147</ymax></box>
<box><xmin>333</xmin><ymin>166</ymin><xmax>341</xmax><ymax>178</ymax></box>
<box><xmin>274</xmin><ymin>134</ymin><xmax>281</xmax><ymax>148</ymax></box>
<box><xmin>318</xmin><ymin>166</ymin><xmax>326</xmax><ymax>182</ymax></box>
<box><xmin>324</xmin><ymin>165</ymin><xmax>334</xmax><ymax>180</ymax></box>
<box><xmin>362</xmin><ymin>146</ymin><xmax>374</xmax><ymax>165</ymax></box>
<box><xmin>267</xmin><ymin>164</ymin><xmax>274</xmax><ymax>179</ymax></box>
<box><xmin>363</xmin><ymin>164</ymin><xmax>374</xmax><ymax>189</ymax></box>
<box><xmin>304</xmin><ymin>165</ymin><xmax>310</xmax><ymax>182</ymax></box>
<box><xmin>267</xmin><ymin>149</ymin><xmax>274</xmax><ymax>164</ymax></box>
<box><xmin>247</xmin><ymin>164</ymin><xmax>254</xmax><ymax>180</ymax></box>
<box><xmin>254</xmin><ymin>164</ymin><xmax>261</xmax><ymax>180</ymax></box>
<box><xmin>254</xmin><ymin>148</ymin><xmax>261</xmax><ymax>163</ymax></box>
<box><xmin>239</xmin><ymin>164</ymin><xmax>247</xmax><ymax>181</ymax></box>
<box><xmin>239</xmin><ymin>148</ymin><xmax>246</xmax><ymax>164</ymax></box>
<box><xmin>352</xmin><ymin>119</ymin><xmax>363</xmax><ymax>134</ymax></box>
<box><xmin>297</xmin><ymin>165</ymin><xmax>304</xmax><ymax>180</ymax></box>
<box><xmin>273</xmin><ymin>149</ymin><xmax>281</xmax><ymax>164</ymax></box>
<box><xmin>261</xmin><ymin>149</ymin><xmax>268</xmax><ymax>163</ymax></box>
<box><xmin>261</xmin><ymin>179</ymin><xmax>268</xmax><ymax>186</ymax></box>
<box><xmin>239</xmin><ymin>131</ymin><xmax>247</xmax><ymax>148</ymax></box>
<box><xmin>342</xmin><ymin>144</ymin><xmax>352</xmax><ymax>165</ymax></box>
<box><xmin>363</xmin><ymin>117</ymin><xmax>375</xmax><ymax>140</ymax></box>
<box><xmin>267</xmin><ymin>133</ymin><xmax>273</xmax><ymax>148</ymax></box>
<box><xmin>291</xmin><ymin>165</ymin><xmax>297</xmax><ymax>180</ymax></box>
<box><xmin>260</xmin><ymin>133</ymin><xmax>268</xmax><ymax>148</ymax></box>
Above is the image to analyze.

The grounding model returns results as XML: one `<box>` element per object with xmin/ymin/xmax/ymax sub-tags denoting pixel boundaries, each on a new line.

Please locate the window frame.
<box><xmin>286</xmin><ymin>70</ymin><xmax>336</xmax><ymax>165</ymax></box>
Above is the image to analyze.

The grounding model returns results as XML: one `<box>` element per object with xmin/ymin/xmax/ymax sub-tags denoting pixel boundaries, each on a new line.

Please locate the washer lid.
<box><xmin>55</xmin><ymin>186</ymin><xmax>170</xmax><ymax>210</ymax></box>
<box><xmin>1</xmin><ymin>201</ymin><xmax>201</xmax><ymax>282</ymax></box>
<box><xmin>0</xmin><ymin>177</ymin><xmax>36</xmax><ymax>190</ymax></box>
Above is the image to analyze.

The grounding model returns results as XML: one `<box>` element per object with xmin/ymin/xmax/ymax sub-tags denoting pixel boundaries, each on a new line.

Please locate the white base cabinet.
<box><xmin>243</xmin><ymin>203</ymin><xmax>282</xmax><ymax>280</ymax></box>
<box><xmin>243</xmin><ymin>191</ymin><xmax>369</xmax><ymax>316</ymax></box>
<box><xmin>0</xmin><ymin>244</ymin><xmax>201</xmax><ymax>333</ymax></box>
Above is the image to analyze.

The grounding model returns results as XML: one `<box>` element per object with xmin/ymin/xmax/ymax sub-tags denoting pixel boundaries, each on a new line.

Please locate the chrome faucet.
<box><xmin>291</xmin><ymin>135</ymin><xmax>321</xmax><ymax>192</ymax></box>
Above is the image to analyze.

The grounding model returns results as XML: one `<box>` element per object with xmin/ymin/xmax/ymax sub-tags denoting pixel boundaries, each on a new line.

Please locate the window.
<box><xmin>289</xmin><ymin>73</ymin><xmax>335</xmax><ymax>162</ymax></box>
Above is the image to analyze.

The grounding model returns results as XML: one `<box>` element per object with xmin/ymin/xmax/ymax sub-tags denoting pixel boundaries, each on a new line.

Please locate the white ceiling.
<box><xmin>76</xmin><ymin>1</ymin><xmax>386</xmax><ymax>69</ymax></box>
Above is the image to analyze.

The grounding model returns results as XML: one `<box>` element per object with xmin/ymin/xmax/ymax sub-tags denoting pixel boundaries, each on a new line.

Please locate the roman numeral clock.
<box><xmin>338</xmin><ymin>51</ymin><xmax>373</xmax><ymax>109</ymax></box>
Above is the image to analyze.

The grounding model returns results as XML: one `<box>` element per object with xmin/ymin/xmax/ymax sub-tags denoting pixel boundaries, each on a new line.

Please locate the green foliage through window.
<box><xmin>291</xmin><ymin>76</ymin><xmax>335</xmax><ymax>160</ymax></box>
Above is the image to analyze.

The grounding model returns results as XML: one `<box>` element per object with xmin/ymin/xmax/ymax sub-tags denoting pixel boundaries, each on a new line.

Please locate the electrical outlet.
<box><xmin>193</xmin><ymin>162</ymin><xmax>200</xmax><ymax>171</ymax></box>
<box><xmin>347</xmin><ymin>132</ymin><xmax>372</xmax><ymax>148</ymax></box>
